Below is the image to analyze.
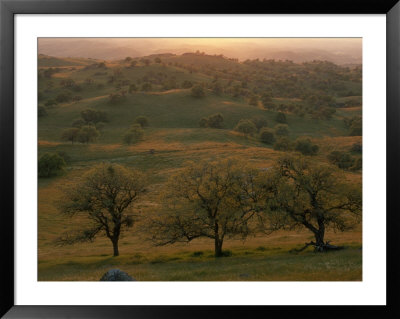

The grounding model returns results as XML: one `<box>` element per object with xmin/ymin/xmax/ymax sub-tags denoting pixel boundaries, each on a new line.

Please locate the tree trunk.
<box><xmin>314</xmin><ymin>229</ymin><xmax>325</xmax><ymax>252</ymax></box>
<box><xmin>214</xmin><ymin>238</ymin><xmax>223</xmax><ymax>257</ymax></box>
<box><xmin>112</xmin><ymin>238</ymin><xmax>119</xmax><ymax>257</ymax></box>
<box><xmin>214</xmin><ymin>222</ymin><xmax>223</xmax><ymax>257</ymax></box>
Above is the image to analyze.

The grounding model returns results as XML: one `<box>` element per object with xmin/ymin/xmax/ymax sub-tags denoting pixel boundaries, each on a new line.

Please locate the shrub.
<box><xmin>199</xmin><ymin>117</ymin><xmax>209</xmax><ymax>128</ymax></box>
<box><xmin>251</xmin><ymin>117</ymin><xmax>268</xmax><ymax>131</ymax></box>
<box><xmin>191</xmin><ymin>85</ymin><xmax>205</xmax><ymax>98</ymax></box>
<box><xmin>108</xmin><ymin>93</ymin><xmax>125</xmax><ymax>104</ymax></box>
<box><xmin>123</xmin><ymin>124</ymin><xmax>144</xmax><ymax>145</ymax></box>
<box><xmin>207</xmin><ymin>113</ymin><xmax>224</xmax><ymax>129</ymax></box>
<box><xmin>344</xmin><ymin>116</ymin><xmax>362</xmax><ymax>136</ymax></box>
<box><xmin>55</xmin><ymin>92</ymin><xmax>72</xmax><ymax>103</ymax></box>
<box><xmin>80</xmin><ymin>109</ymin><xmax>108</xmax><ymax>124</ymax></box>
<box><xmin>134</xmin><ymin>116</ymin><xmax>149</xmax><ymax>128</ymax></box>
<box><xmin>235</xmin><ymin>119</ymin><xmax>257</xmax><ymax>137</ymax></box>
<box><xmin>327</xmin><ymin>151</ymin><xmax>355</xmax><ymax>169</ymax></box>
<box><xmin>273</xmin><ymin>137</ymin><xmax>292</xmax><ymax>151</ymax></box>
<box><xmin>294</xmin><ymin>137</ymin><xmax>319</xmax><ymax>155</ymax></box>
<box><xmin>274</xmin><ymin>124</ymin><xmax>289</xmax><ymax>136</ymax></box>
<box><xmin>199</xmin><ymin>113</ymin><xmax>224</xmax><ymax>129</ymax></box>
<box><xmin>38</xmin><ymin>153</ymin><xmax>66</xmax><ymax>178</ymax></box>
<box><xmin>275</xmin><ymin>112</ymin><xmax>287</xmax><ymax>124</ymax></box>
<box><xmin>259</xmin><ymin>128</ymin><xmax>275</xmax><ymax>144</ymax></box>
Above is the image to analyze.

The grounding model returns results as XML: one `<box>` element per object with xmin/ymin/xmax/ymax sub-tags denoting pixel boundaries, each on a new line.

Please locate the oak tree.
<box><xmin>58</xmin><ymin>164</ymin><xmax>146</xmax><ymax>256</ymax></box>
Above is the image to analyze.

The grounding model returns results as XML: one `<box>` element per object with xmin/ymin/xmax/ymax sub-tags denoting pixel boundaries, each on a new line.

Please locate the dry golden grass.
<box><xmin>38</xmin><ymin>140</ymin><xmax>62</xmax><ymax>147</ymax></box>
<box><xmin>147</xmin><ymin>89</ymin><xmax>188</xmax><ymax>95</ymax></box>
<box><xmin>314</xmin><ymin>136</ymin><xmax>362</xmax><ymax>156</ymax></box>
<box><xmin>341</xmin><ymin>106</ymin><xmax>362</xmax><ymax>112</ymax></box>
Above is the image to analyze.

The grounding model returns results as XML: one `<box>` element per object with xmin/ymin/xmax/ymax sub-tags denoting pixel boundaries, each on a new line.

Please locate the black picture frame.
<box><xmin>1</xmin><ymin>0</ymin><xmax>399</xmax><ymax>318</ymax></box>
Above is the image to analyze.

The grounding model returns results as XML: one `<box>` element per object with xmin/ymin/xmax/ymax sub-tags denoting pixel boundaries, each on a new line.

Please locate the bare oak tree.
<box><xmin>57</xmin><ymin>163</ymin><xmax>146</xmax><ymax>256</ymax></box>
<box><xmin>148</xmin><ymin>159</ymin><xmax>266</xmax><ymax>257</ymax></box>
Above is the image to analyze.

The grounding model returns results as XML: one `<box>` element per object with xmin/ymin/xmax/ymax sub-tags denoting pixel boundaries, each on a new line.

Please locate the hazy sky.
<box><xmin>38</xmin><ymin>38</ymin><xmax>362</xmax><ymax>64</ymax></box>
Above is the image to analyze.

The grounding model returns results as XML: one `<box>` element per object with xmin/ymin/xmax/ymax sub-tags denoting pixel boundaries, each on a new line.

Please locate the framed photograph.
<box><xmin>1</xmin><ymin>0</ymin><xmax>399</xmax><ymax>318</ymax></box>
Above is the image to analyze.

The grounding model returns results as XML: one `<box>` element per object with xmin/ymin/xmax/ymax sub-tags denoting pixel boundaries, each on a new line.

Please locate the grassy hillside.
<box><xmin>38</xmin><ymin>53</ymin><xmax>362</xmax><ymax>281</ymax></box>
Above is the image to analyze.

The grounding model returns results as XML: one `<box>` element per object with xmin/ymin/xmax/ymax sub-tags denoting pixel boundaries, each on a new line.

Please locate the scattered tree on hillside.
<box><xmin>311</xmin><ymin>106</ymin><xmax>336</xmax><ymax>120</ymax></box>
<box><xmin>263</xmin><ymin>155</ymin><xmax>361</xmax><ymax>251</ymax></box>
<box><xmin>72</xmin><ymin>95</ymin><xmax>82</xmax><ymax>103</ymax></box>
<box><xmin>56</xmin><ymin>92</ymin><xmax>72</xmax><ymax>103</ymax></box>
<box><xmin>327</xmin><ymin>151</ymin><xmax>355</xmax><ymax>170</ymax></box>
<box><xmin>344</xmin><ymin>116</ymin><xmax>362</xmax><ymax>136</ymax></box>
<box><xmin>77</xmin><ymin>125</ymin><xmax>100</xmax><ymax>144</ymax></box>
<box><xmin>261</xmin><ymin>93</ymin><xmax>272</xmax><ymax>104</ymax></box>
<box><xmin>235</xmin><ymin>119</ymin><xmax>257</xmax><ymax>138</ymax></box>
<box><xmin>128</xmin><ymin>84</ymin><xmax>137</xmax><ymax>93</ymax></box>
<box><xmin>199</xmin><ymin>113</ymin><xmax>224</xmax><ymax>129</ymax></box>
<box><xmin>80</xmin><ymin>109</ymin><xmax>108</xmax><ymax>125</ymax></box>
<box><xmin>249</xmin><ymin>95</ymin><xmax>258</xmax><ymax>106</ymax></box>
<box><xmin>134</xmin><ymin>116</ymin><xmax>149</xmax><ymax>128</ymax></box>
<box><xmin>212</xmin><ymin>82</ymin><xmax>223</xmax><ymax>96</ymax></box>
<box><xmin>275</xmin><ymin>112</ymin><xmax>287</xmax><ymax>124</ymax></box>
<box><xmin>148</xmin><ymin>159</ymin><xmax>266</xmax><ymax>257</ymax></box>
<box><xmin>191</xmin><ymin>85</ymin><xmax>205</xmax><ymax>98</ymax></box>
<box><xmin>61</xmin><ymin>128</ymin><xmax>80</xmax><ymax>144</ymax></box>
<box><xmin>141</xmin><ymin>58</ymin><xmax>151</xmax><ymax>66</ymax></box>
<box><xmin>38</xmin><ymin>153</ymin><xmax>66</xmax><ymax>178</ymax></box>
<box><xmin>274</xmin><ymin>124</ymin><xmax>289</xmax><ymax>136</ymax></box>
<box><xmin>259</xmin><ymin>128</ymin><xmax>275</xmax><ymax>144</ymax></box>
<box><xmin>60</xmin><ymin>78</ymin><xmax>75</xmax><ymax>88</ymax></box>
<box><xmin>251</xmin><ymin>117</ymin><xmax>268</xmax><ymax>132</ymax></box>
<box><xmin>57</xmin><ymin>163</ymin><xmax>146</xmax><ymax>256</ymax></box>
<box><xmin>108</xmin><ymin>92</ymin><xmax>125</xmax><ymax>104</ymax></box>
<box><xmin>273</xmin><ymin>137</ymin><xmax>292</xmax><ymax>151</ymax></box>
<box><xmin>123</xmin><ymin>124</ymin><xmax>144</xmax><ymax>145</ymax></box>
<box><xmin>294</xmin><ymin>137</ymin><xmax>319</xmax><ymax>155</ymax></box>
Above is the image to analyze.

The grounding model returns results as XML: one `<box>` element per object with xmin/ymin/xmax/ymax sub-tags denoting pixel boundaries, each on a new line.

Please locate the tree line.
<box><xmin>54</xmin><ymin>156</ymin><xmax>361</xmax><ymax>257</ymax></box>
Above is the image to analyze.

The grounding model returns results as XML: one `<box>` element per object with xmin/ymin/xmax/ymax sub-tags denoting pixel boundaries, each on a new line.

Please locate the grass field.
<box><xmin>38</xmin><ymin>53</ymin><xmax>363</xmax><ymax>281</ymax></box>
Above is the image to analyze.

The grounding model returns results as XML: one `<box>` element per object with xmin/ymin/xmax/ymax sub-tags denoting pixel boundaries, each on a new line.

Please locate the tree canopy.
<box><xmin>148</xmin><ymin>159</ymin><xmax>267</xmax><ymax>257</ymax></box>
<box><xmin>263</xmin><ymin>155</ymin><xmax>362</xmax><ymax>251</ymax></box>
<box><xmin>57</xmin><ymin>163</ymin><xmax>146</xmax><ymax>256</ymax></box>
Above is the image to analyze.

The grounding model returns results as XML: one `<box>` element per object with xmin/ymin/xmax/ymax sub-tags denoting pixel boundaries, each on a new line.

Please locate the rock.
<box><xmin>100</xmin><ymin>269</ymin><xmax>136</xmax><ymax>281</ymax></box>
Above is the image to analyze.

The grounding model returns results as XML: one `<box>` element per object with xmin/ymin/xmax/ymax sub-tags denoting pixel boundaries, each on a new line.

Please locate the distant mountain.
<box><xmin>38</xmin><ymin>38</ymin><xmax>362</xmax><ymax>65</ymax></box>
<box><xmin>38</xmin><ymin>39</ymin><xmax>143</xmax><ymax>60</ymax></box>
